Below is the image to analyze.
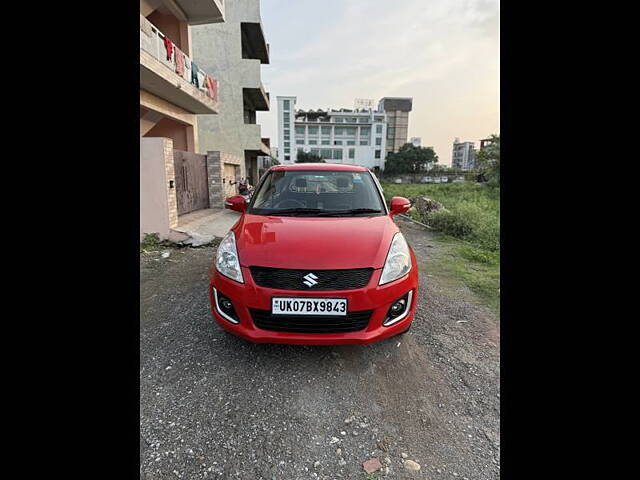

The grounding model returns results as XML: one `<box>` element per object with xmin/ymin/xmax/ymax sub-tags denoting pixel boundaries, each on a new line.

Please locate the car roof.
<box><xmin>270</xmin><ymin>163</ymin><xmax>369</xmax><ymax>172</ymax></box>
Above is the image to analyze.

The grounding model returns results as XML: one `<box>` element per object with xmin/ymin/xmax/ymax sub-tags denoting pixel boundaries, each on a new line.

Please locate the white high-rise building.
<box><xmin>452</xmin><ymin>138</ymin><xmax>476</xmax><ymax>170</ymax></box>
<box><xmin>277</xmin><ymin>96</ymin><xmax>388</xmax><ymax>170</ymax></box>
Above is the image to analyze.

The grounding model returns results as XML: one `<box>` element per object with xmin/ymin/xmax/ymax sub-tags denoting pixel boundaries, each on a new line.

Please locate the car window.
<box><xmin>249</xmin><ymin>170</ymin><xmax>385</xmax><ymax>216</ymax></box>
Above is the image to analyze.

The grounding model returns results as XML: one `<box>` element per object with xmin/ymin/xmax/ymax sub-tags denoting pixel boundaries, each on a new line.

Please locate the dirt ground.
<box><xmin>140</xmin><ymin>218</ymin><xmax>500</xmax><ymax>479</ymax></box>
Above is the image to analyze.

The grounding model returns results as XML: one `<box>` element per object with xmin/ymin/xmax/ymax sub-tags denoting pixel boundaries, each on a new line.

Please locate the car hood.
<box><xmin>234</xmin><ymin>214</ymin><xmax>399</xmax><ymax>270</ymax></box>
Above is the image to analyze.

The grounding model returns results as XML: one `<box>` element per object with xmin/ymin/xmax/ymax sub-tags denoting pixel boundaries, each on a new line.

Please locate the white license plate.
<box><xmin>271</xmin><ymin>297</ymin><xmax>347</xmax><ymax>316</ymax></box>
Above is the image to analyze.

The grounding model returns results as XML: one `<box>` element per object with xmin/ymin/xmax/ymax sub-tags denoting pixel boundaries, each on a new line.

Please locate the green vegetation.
<box><xmin>295</xmin><ymin>151</ymin><xmax>324</xmax><ymax>163</ymax></box>
<box><xmin>476</xmin><ymin>134</ymin><xmax>500</xmax><ymax>183</ymax></box>
<box><xmin>382</xmin><ymin>181</ymin><xmax>500</xmax><ymax>311</ymax></box>
<box><xmin>383</xmin><ymin>142</ymin><xmax>438</xmax><ymax>174</ymax></box>
<box><xmin>382</xmin><ymin>182</ymin><xmax>499</xmax><ymax>252</ymax></box>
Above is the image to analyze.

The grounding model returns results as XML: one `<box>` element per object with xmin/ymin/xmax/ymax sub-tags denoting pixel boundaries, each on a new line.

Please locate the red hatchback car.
<box><xmin>209</xmin><ymin>163</ymin><xmax>419</xmax><ymax>345</ymax></box>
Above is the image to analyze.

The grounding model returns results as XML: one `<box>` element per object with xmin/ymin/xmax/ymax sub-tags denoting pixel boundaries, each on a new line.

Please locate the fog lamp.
<box><xmin>383</xmin><ymin>291</ymin><xmax>413</xmax><ymax>327</ymax></box>
<box><xmin>214</xmin><ymin>289</ymin><xmax>240</xmax><ymax>324</ymax></box>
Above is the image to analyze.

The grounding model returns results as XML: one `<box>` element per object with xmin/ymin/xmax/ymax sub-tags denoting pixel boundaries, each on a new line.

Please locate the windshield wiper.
<box><xmin>265</xmin><ymin>208</ymin><xmax>325</xmax><ymax>216</ymax></box>
<box><xmin>319</xmin><ymin>208</ymin><xmax>383</xmax><ymax>216</ymax></box>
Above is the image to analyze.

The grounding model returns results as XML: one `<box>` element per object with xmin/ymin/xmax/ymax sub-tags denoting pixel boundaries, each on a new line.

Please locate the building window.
<box><xmin>310</xmin><ymin>148</ymin><xmax>320</xmax><ymax>156</ymax></box>
<box><xmin>375</xmin><ymin>137</ymin><xmax>381</xmax><ymax>145</ymax></box>
<box><xmin>321</xmin><ymin>140</ymin><xmax>330</xmax><ymax>145</ymax></box>
<box><xmin>308</xmin><ymin>126</ymin><xmax>319</xmax><ymax>135</ymax></box>
<box><xmin>374</xmin><ymin>116</ymin><xmax>384</xmax><ymax>122</ymax></box>
<box><xmin>334</xmin><ymin>140</ymin><xmax>342</xmax><ymax>145</ymax></box>
<box><xmin>284</xmin><ymin>129</ymin><xmax>290</xmax><ymax>135</ymax></box>
<box><xmin>296</xmin><ymin>139</ymin><xmax>304</xmax><ymax>145</ymax></box>
<box><xmin>295</xmin><ymin>126</ymin><xmax>305</xmax><ymax>134</ymax></box>
<box><xmin>376</xmin><ymin>124</ymin><xmax>383</xmax><ymax>134</ymax></box>
<box><xmin>284</xmin><ymin>141</ymin><xmax>290</xmax><ymax>147</ymax></box>
<box><xmin>346</xmin><ymin>118</ymin><xmax>357</xmax><ymax>123</ymax></box>
<box><xmin>348</xmin><ymin>148</ymin><xmax>355</xmax><ymax>159</ymax></box>
<box><xmin>375</xmin><ymin>150</ymin><xmax>381</xmax><ymax>159</ymax></box>
<box><xmin>284</xmin><ymin>155</ymin><xmax>290</xmax><ymax>160</ymax></box>
<box><xmin>387</xmin><ymin>128</ymin><xmax>395</xmax><ymax>138</ymax></box>
<box><xmin>333</xmin><ymin>149</ymin><xmax>343</xmax><ymax>160</ymax></box>
<box><xmin>360</xmin><ymin>140</ymin><xmax>369</xmax><ymax>146</ymax></box>
<box><xmin>334</xmin><ymin>118</ymin><xmax>344</xmax><ymax>123</ymax></box>
<box><xmin>308</xmin><ymin>140</ymin><xmax>317</xmax><ymax>145</ymax></box>
<box><xmin>283</xmin><ymin>99</ymin><xmax>290</xmax><ymax>110</ymax></box>
<box><xmin>321</xmin><ymin>148</ymin><xmax>332</xmax><ymax>159</ymax></box>
<box><xmin>347</xmin><ymin>140</ymin><xmax>356</xmax><ymax>145</ymax></box>
<box><xmin>345</xmin><ymin>127</ymin><xmax>357</xmax><ymax>136</ymax></box>
<box><xmin>321</xmin><ymin>126</ymin><xmax>331</xmax><ymax>135</ymax></box>
<box><xmin>360</xmin><ymin>127</ymin><xmax>370</xmax><ymax>137</ymax></box>
<box><xmin>358</xmin><ymin>117</ymin><xmax>369</xmax><ymax>123</ymax></box>
<box><xmin>284</xmin><ymin>148</ymin><xmax>290</xmax><ymax>153</ymax></box>
<box><xmin>284</xmin><ymin>135</ymin><xmax>290</xmax><ymax>141</ymax></box>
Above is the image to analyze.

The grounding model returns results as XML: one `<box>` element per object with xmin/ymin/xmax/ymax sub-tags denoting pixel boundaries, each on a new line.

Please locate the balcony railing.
<box><xmin>140</xmin><ymin>14</ymin><xmax>218</xmax><ymax>103</ymax></box>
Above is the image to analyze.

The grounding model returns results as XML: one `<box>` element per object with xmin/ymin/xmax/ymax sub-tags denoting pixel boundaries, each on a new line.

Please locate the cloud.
<box><xmin>259</xmin><ymin>0</ymin><xmax>499</xmax><ymax>164</ymax></box>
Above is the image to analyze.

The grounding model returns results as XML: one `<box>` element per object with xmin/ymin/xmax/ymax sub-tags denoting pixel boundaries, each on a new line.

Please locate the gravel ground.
<box><xmin>140</xmin><ymin>219</ymin><xmax>500</xmax><ymax>479</ymax></box>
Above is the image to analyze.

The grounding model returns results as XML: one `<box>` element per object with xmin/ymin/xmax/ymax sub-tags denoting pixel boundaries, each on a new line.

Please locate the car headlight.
<box><xmin>379</xmin><ymin>232</ymin><xmax>411</xmax><ymax>285</ymax></box>
<box><xmin>215</xmin><ymin>231</ymin><xmax>244</xmax><ymax>283</ymax></box>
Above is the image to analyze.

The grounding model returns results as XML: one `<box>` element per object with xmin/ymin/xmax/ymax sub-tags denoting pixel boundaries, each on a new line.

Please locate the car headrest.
<box><xmin>336</xmin><ymin>177</ymin><xmax>350</xmax><ymax>189</ymax></box>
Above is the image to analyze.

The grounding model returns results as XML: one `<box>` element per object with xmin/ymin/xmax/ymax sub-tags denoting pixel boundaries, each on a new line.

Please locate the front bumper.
<box><xmin>208</xmin><ymin>263</ymin><xmax>419</xmax><ymax>345</ymax></box>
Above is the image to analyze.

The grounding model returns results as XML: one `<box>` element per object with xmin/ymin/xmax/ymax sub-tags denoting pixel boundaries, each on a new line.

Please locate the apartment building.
<box><xmin>277</xmin><ymin>96</ymin><xmax>388</xmax><ymax>170</ymax></box>
<box><xmin>378</xmin><ymin>97</ymin><xmax>413</xmax><ymax>155</ymax></box>
<box><xmin>140</xmin><ymin>0</ymin><xmax>225</xmax><ymax>240</ymax></box>
<box><xmin>452</xmin><ymin>138</ymin><xmax>476</xmax><ymax>170</ymax></box>
<box><xmin>192</xmin><ymin>0</ymin><xmax>271</xmax><ymax>191</ymax></box>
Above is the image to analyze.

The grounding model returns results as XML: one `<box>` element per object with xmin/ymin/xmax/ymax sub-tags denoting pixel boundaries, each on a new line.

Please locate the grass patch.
<box><xmin>382</xmin><ymin>182</ymin><xmax>499</xmax><ymax>252</ymax></box>
<box><xmin>427</xmin><ymin>236</ymin><xmax>500</xmax><ymax>312</ymax></box>
<box><xmin>382</xmin><ymin>182</ymin><xmax>500</xmax><ymax>311</ymax></box>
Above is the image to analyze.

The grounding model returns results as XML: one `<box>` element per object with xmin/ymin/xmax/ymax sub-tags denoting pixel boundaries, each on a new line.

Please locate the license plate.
<box><xmin>271</xmin><ymin>297</ymin><xmax>347</xmax><ymax>316</ymax></box>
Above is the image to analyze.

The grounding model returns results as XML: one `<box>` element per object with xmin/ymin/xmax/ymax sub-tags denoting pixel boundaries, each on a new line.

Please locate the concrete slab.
<box><xmin>171</xmin><ymin>208</ymin><xmax>240</xmax><ymax>246</ymax></box>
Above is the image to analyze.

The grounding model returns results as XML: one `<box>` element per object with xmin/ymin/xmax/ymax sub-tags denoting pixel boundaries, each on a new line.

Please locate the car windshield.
<box><xmin>248</xmin><ymin>170</ymin><xmax>386</xmax><ymax>216</ymax></box>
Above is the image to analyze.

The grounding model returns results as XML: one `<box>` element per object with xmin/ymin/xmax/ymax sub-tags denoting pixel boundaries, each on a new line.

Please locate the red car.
<box><xmin>209</xmin><ymin>163</ymin><xmax>419</xmax><ymax>345</ymax></box>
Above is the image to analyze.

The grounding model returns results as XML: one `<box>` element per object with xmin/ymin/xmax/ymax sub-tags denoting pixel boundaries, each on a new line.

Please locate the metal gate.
<box><xmin>173</xmin><ymin>150</ymin><xmax>210</xmax><ymax>215</ymax></box>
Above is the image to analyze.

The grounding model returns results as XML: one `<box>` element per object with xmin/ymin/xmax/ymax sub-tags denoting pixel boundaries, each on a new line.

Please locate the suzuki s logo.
<box><xmin>303</xmin><ymin>273</ymin><xmax>318</xmax><ymax>287</ymax></box>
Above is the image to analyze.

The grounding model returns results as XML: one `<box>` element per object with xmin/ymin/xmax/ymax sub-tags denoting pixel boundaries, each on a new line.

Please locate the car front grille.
<box><xmin>249</xmin><ymin>267</ymin><xmax>374</xmax><ymax>291</ymax></box>
<box><xmin>250</xmin><ymin>308</ymin><xmax>373</xmax><ymax>333</ymax></box>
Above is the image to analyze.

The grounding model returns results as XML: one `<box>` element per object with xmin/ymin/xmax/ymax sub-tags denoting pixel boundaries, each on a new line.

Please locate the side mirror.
<box><xmin>224</xmin><ymin>195</ymin><xmax>247</xmax><ymax>213</ymax></box>
<box><xmin>389</xmin><ymin>196</ymin><xmax>411</xmax><ymax>216</ymax></box>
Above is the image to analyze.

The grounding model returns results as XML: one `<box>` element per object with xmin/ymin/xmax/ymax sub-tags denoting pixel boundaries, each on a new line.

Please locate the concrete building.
<box><xmin>452</xmin><ymin>138</ymin><xmax>476</xmax><ymax>170</ymax></box>
<box><xmin>479</xmin><ymin>137</ymin><xmax>496</xmax><ymax>151</ymax></box>
<box><xmin>140</xmin><ymin>0</ymin><xmax>225</xmax><ymax>240</ymax></box>
<box><xmin>277</xmin><ymin>96</ymin><xmax>388</xmax><ymax>171</ymax></box>
<box><xmin>377</xmin><ymin>97</ymin><xmax>413</xmax><ymax>155</ymax></box>
<box><xmin>192</xmin><ymin>0</ymin><xmax>271</xmax><ymax>189</ymax></box>
<box><xmin>410</xmin><ymin>137</ymin><xmax>422</xmax><ymax>147</ymax></box>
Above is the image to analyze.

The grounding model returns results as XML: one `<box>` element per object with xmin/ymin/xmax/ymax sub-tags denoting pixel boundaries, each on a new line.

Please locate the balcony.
<box><xmin>173</xmin><ymin>0</ymin><xmax>225</xmax><ymax>25</ymax></box>
<box><xmin>140</xmin><ymin>15</ymin><xmax>218</xmax><ymax>114</ymax></box>
<box><xmin>241</xmin><ymin>22</ymin><xmax>270</xmax><ymax>64</ymax></box>
<box><xmin>243</xmin><ymin>84</ymin><xmax>270</xmax><ymax>112</ymax></box>
<box><xmin>261</xmin><ymin>138</ymin><xmax>271</xmax><ymax>156</ymax></box>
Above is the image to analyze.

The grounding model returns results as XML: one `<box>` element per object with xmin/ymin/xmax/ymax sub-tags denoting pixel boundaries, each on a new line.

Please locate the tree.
<box><xmin>475</xmin><ymin>134</ymin><xmax>500</xmax><ymax>182</ymax></box>
<box><xmin>295</xmin><ymin>151</ymin><xmax>325</xmax><ymax>163</ymax></box>
<box><xmin>383</xmin><ymin>143</ymin><xmax>438</xmax><ymax>174</ymax></box>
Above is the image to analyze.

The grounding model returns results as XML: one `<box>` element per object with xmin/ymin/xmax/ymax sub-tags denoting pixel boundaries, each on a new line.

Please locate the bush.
<box><xmin>428</xmin><ymin>207</ymin><xmax>476</xmax><ymax>238</ymax></box>
<box><xmin>425</xmin><ymin>202</ymin><xmax>499</xmax><ymax>252</ymax></box>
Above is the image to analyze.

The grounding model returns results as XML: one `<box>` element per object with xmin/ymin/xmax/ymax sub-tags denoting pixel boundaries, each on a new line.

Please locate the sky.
<box><xmin>257</xmin><ymin>0</ymin><xmax>499</xmax><ymax>166</ymax></box>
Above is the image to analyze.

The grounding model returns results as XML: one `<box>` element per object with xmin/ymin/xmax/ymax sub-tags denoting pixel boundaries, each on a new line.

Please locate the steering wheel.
<box><xmin>274</xmin><ymin>198</ymin><xmax>305</xmax><ymax>209</ymax></box>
